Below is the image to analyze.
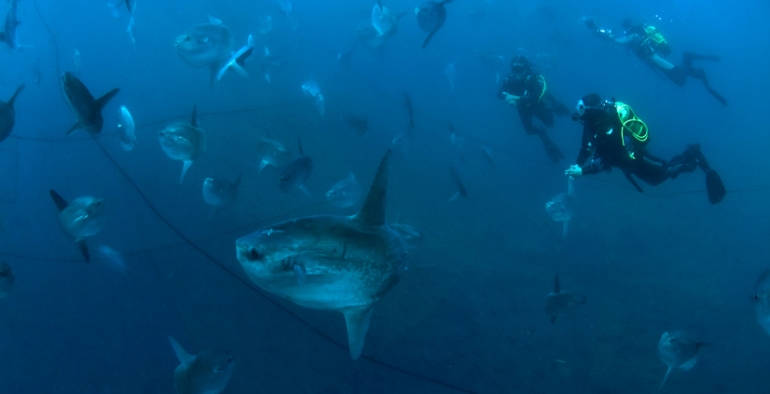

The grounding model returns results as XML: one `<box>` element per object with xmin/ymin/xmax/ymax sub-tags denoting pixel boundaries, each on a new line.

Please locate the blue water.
<box><xmin>1</xmin><ymin>0</ymin><xmax>769</xmax><ymax>392</ymax></box>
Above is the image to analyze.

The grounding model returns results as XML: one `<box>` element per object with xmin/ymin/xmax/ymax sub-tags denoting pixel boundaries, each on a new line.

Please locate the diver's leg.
<box><xmin>686</xmin><ymin>67</ymin><xmax>728</xmax><ymax>106</ymax></box>
<box><xmin>682</xmin><ymin>51</ymin><xmax>721</xmax><ymax>67</ymax></box>
<box><xmin>633</xmin><ymin>153</ymin><xmax>670</xmax><ymax>186</ymax></box>
<box><xmin>518</xmin><ymin>109</ymin><xmax>542</xmax><ymax>135</ymax></box>
<box><xmin>534</xmin><ymin>106</ymin><xmax>555</xmax><ymax>128</ymax></box>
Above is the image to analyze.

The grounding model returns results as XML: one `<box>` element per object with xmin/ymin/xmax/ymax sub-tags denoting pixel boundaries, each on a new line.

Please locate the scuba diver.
<box><xmin>498</xmin><ymin>55</ymin><xmax>571</xmax><ymax>163</ymax></box>
<box><xmin>584</xmin><ymin>18</ymin><xmax>728</xmax><ymax>107</ymax></box>
<box><xmin>564</xmin><ymin>93</ymin><xmax>726</xmax><ymax>204</ymax></box>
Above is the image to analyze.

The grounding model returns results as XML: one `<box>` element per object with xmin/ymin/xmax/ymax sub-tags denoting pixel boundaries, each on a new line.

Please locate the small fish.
<box><xmin>0</xmin><ymin>261</ymin><xmax>14</xmax><ymax>298</ymax></box>
<box><xmin>49</xmin><ymin>190</ymin><xmax>106</xmax><ymax>263</ymax></box>
<box><xmin>326</xmin><ymin>173</ymin><xmax>362</xmax><ymax>208</ymax></box>
<box><xmin>117</xmin><ymin>105</ymin><xmax>137</xmax><ymax>151</ymax></box>
<box><xmin>158</xmin><ymin>106</ymin><xmax>207</xmax><ymax>183</ymax></box>
<box><xmin>97</xmin><ymin>244</ymin><xmax>126</xmax><ymax>274</ymax></box>
<box><xmin>202</xmin><ymin>172</ymin><xmax>243</xmax><ymax>218</ymax></box>
<box><xmin>544</xmin><ymin>275</ymin><xmax>586</xmax><ymax>323</ymax></box>
<box><xmin>255</xmin><ymin>138</ymin><xmax>291</xmax><ymax>172</ymax></box>
<box><xmin>301</xmin><ymin>80</ymin><xmax>325</xmax><ymax>117</ymax></box>
<box><xmin>545</xmin><ymin>177</ymin><xmax>578</xmax><ymax>238</ymax></box>
<box><xmin>0</xmin><ymin>83</ymin><xmax>24</xmax><ymax>143</ymax></box>
<box><xmin>414</xmin><ymin>0</ymin><xmax>454</xmax><ymax>48</ymax></box>
<box><xmin>448</xmin><ymin>164</ymin><xmax>467</xmax><ymax>202</ymax></box>
<box><xmin>444</xmin><ymin>58</ymin><xmax>459</xmax><ymax>92</ymax></box>
<box><xmin>751</xmin><ymin>270</ymin><xmax>770</xmax><ymax>336</ymax></box>
<box><xmin>342</xmin><ymin>114</ymin><xmax>368</xmax><ymax>136</ymax></box>
<box><xmin>259</xmin><ymin>15</ymin><xmax>273</xmax><ymax>34</ymax></box>
<box><xmin>72</xmin><ymin>49</ymin><xmax>82</xmax><ymax>74</ymax></box>
<box><xmin>657</xmin><ymin>331</ymin><xmax>704</xmax><ymax>388</ymax></box>
<box><xmin>402</xmin><ymin>92</ymin><xmax>414</xmax><ymax>130</ymax></box>
<box><xmin>389</xmin><ymin>222</ymin><xmax>424</xmax><ymax>248</ymax></box>
<box><xmin>169</xmin><ymin>336</ymin><xmax>234</xmax><ymax>394</ymax></box>
<box><xmin>337</xmin><ymin>46</ymin><xmax>354</xmax><ymax>71</ymax></box>
<box><xmin>61</xmin><ymin>72</ymin><xmax>120</xmax><ymax>135</ymax></box>
<box><xmin>278</xmin><ymin>137</ymin><xmax>313</xmax><ymax>198</ymax></box>
<box><xmin>259</xmin><ymin>47</ymin><xmax>285</xmax><ymax>83</ymax></box>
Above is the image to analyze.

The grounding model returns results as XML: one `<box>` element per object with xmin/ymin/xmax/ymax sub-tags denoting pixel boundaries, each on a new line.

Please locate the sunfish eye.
<box><xmin>246</xmin><ymin>248</ymin><xmax>262</xmax><ymax>261</ymax></box>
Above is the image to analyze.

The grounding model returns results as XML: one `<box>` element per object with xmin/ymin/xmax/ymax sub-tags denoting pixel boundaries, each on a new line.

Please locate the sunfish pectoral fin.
<box><xmin>180</xmin><ymin>160</ymin><xmax>193</xmax><ymax>183</ymax></box>
<box><xmin>168</xmin><ymin>336</ymin><xmax>195</xmax><ymax>366</ymax></box>
<box><xmin>259</xmin><ymin>159</ymin><xmax>270</xmax><ymax>172</ymax></box>
<box><xmin>95</xmin><ymin>88</ymin><xmax>120</xmax><ymax>110</ymax></box>
<box><xmin>77</xmin><ymin>240</ymin><xmax>90</xmax><ymax>263</ymax></box>
<box><xmin>342</xmin><ymin>307</ymin><xmax>374</xmax><ymax>360</ymax></box>
<box><xmin>659</xmin><ymin>366</ymin><xmax>673</xmax><ymax>389</ymax></box>
<box><xmin>562</xmin><ymin>219</ymin><xmax>569</xmax><ymax>238</ymax></box>
<box><xmin>49</xmin><ymin>189</ymin><xmax>69</xmax><ymax>212</ymax></box>
<box><xmin>353</xmin><ymin>150</ymin><xmax>391</xmax><ymax>226</ymax></box>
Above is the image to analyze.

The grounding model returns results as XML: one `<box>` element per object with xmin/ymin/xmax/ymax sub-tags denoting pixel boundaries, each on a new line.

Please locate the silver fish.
<box><xmin>544</xmin><ymin>275</ymin><xmax>586</xmax><ymax>323</ymax></box>
<box><xmin>158</xmin><ymin>106</ymin><xmax>206</xmax><ymax>183</ymax></box>
<box><xmin>0</xmin><ymin>261</ymin><xmax>14</xmax><ymax>299</ymax></box>
<box><xmin>444</xmin><ymin>58</ymin><xmax>459</xmax><ymax>92</ymax></box>
<box><xmin>169</xmin><ymin>336</ymin><xmax>233</xmax><ymax>394</ymax></box>
<box><xmin>545</xmin><ymin>176</ymin><xmax>577</xmax><ymax>238</ymax></box>
<box><xmin>72</xmin><ymin>49</ymin><xmax>82</xmax><ymax>74</ymax></box>
<box><xmin>117</xmin><ymin>105</ymin><xmax>137</xmax><ymax>151</ymax></box>
<box><xmin>236</xmin><ymin>150</ymin><xmax>407</xmax><ymax>359</ymax></box>
<box><xmin>657</xmin><ymin>331</ymin><xmax>704</xmax><ymax>388</ymax></box>
<box><xmin>259</xmin><ymin>47</ymin><xmax>285</xmax><ymax>83</ymax></box>
<box><xmin>752</xmin><ymin>270</ymin><xmax>770</xmax><ymax>336</ymax></box>
<box><xmin>0</xmin><ymin>83</ymin><xmax>24</xmax><ymax>143</ymax></box>
<box><xmin>215</xmin><ymin>34</ymin><xmax>253</xmax><ymax>82</ymax></box>
<box><xmin>326</xmin><ymin>173</ymin><xmax>362</xmax><ymax>208</ymax></box>
<box><xmin>255</xmin><ymin>138</ymin><xmax>291</xmax><ymax>172</ymax></box>
<box><xmin>61</xmin><ymin>72</ymin><xmax>120</xmax><ymax>135</ymax></box>
<box><xmin>49</xmin><ymin>190</ymin><xmax>106</xmax><ymax>263</ymax></box>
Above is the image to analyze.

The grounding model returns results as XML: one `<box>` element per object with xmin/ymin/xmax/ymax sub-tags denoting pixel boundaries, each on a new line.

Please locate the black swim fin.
<box><xmin>706</xmin><ymin>169</ymin><xmax>726</xmax><ymax>204</ymax></box>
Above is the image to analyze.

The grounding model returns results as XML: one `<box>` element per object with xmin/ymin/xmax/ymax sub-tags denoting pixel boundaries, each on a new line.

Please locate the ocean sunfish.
<box><xmin>236</xmin><ymin>150</ymin><xmax>407</xmax><ymax>359</ymax></box>
<box><xmin>657</xmin><ymin>331</ymin><xmax>704</xmax><ymax>389</ymax></box>
<box><xmin>414</xmin><ymin>0</ymin><xmax>454</xmax><ymax>48</ymax></box>
<box><xmin>752</xmin><ymin>270</ymin><xmax>770</xmax><ymax>336</ymax></box>
<box><xmin>158</xmin><ymin>106</ymin><xmax>207</xmax><ymax>183</ymax></box>
<box><xmin>325</xmin><ymin>172</ymin><xmax>362</xmax><ymax>208</ymax></box>
<box><xmin>544</xmin><ymin>275</ymin><xmax>587</xmax><ymax>323</ymax></box>
<box><xmin>61</xmin><ymin>72</ymin><xmax>120</xmax><ymax>135</ymax></box>
<box><xmin>278</xmin><ymin>137</ymin><xmax>313</xmax><ymax>198</ymax></box>
<box><xmin>545</xmin><ymin>176</ymin><xmax>577</xmax><ymax>238</ymax></box>
<box><xmin>168</xmin><ymin>336</ymin><xmax>233</xmax><ymax>394</ymax></box>
<box><xmin>49</xmin><ymin>190</ymin><xmax>106</xmax><ymax>263</ymax></box>
<box><xmin>0</xmin><ymin>83</ymin><xmax>24</xmax><ymax>143</ymax></box>
<box><xmin>203</xmin><ymin>172</ymin><xmax>243</xmax><ymax>218</ymax></box>
<box><xmin>175</xmin><ymin>17</ymin><xmax>236</xmax><ymax>84</ymax></box>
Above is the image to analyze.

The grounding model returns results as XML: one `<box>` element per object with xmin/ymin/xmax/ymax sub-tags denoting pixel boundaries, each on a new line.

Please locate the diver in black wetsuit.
<box><xmin>564</xmin><ymin>93</ymin><xmax>726</xmax><ymax>204</ymax></box>
<box><xmin>498</xmin><ymin>55</ymin><xmax>571</xmax><ymax>163</ymax></box>
<box><xmin>584</xmin><ymin>18</ymin><xmax>728</xmax><ymax>107</ymax></box>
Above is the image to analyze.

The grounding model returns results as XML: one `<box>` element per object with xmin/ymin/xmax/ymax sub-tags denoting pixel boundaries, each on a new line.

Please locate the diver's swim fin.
<box><xmin>541</xmin><ymin>135</ymin><xmax>564</xmax><ymax>163</ymax></box>
<box><xmin>706</xmin><ymin>169</ymin><xmax>726</xmax><ymax>204</ymax></box>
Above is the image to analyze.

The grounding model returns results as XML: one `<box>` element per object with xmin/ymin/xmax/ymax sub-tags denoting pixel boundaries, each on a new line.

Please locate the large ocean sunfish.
<box><xmin>236</xmin><ymin>150</ymin><xmax>407</xmax><ymax>359</ymax></box>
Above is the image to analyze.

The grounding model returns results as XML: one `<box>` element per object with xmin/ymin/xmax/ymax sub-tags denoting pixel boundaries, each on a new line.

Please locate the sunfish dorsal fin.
<box><xmin>49</xmin><ymin>190</ymin><xmax>69</xmax><ymax>212</ymax></box>
<box><xmin>77</xmin><ymin>240</ymin><xmax>90</xmax><ymax>263</ymax></box>
<box><xmin>7</xmin><ymin>83</ymin><xmax>25</xmax><ymax>108</ymax></box>
<box><xmin>354</xmin><ymin>150</ymin><xmax>391</xmax><ymax>226</ymax></box>
<box><xmin>190</xmin><ymin>105</ymin><xmax>198</xmax><ymax>127</ymax></box>
<box><xmin>180</xmin><ymin>160</ymin><xmax>193</xmax><ymax>183</ymax></box>
<box><xmin>208</xmin><ymin>15</ymin><xmax>222</xmax><ymax>25</ymax></box>
<box><xmin>553</xmin><ymin>275</ymin><xmax>561</xmax><ymax>293</ymax></box>
<box><xmin>343</xmin><ymin>307</ymin><xmax>374</xmax><ymax>360</ymax></box>
<box><xmin>95</xmin><ymin>88</ymin><xmax>120</xmax><ymax>111</ymax></box>
<box><xmin>168</xmin><ymin>336</ymin><xmax>195</xmax><ymax>366</ymax></box>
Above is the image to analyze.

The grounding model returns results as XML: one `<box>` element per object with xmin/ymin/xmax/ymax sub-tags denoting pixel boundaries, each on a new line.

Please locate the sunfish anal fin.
<box><xmin>168</xmin><ymin>336</ymin><xmax>195</xmax><ymax>366</ymax></box>
<box><xmin>343</xmin><ymin>307</ymin><xmax>374</xmax><ymax>360</ymax></box>
<box><xmin>659</xmin><ymin>366</ymin><xmax>673</xmax><ymax>389</ymax></box>
<box><xmin>353</xmin><ymin>150</ymin><xmax>391</xmax><ymax>227</ymax></box>
<box><xmin>180</xmin><ymin>160</ymin><xmax>193</xmax><ymax>183</ymax></box>
<box><xmin>298</xmin><ymin>183</ymin><xmax>312</xmax><ymax>200</ymax></box>
<box><xmin>66</xmin><ymin>122</ymin><xmax>81</xmax><ymax>136</ymax></box>
<box><xmin>77</xmin><ymin>240</ymin><xmax>90</xmax><ymax>263</ymax></box>
<box><xmin>49</xmin><ymin>190</ymin><xmax>69</xmax><ymax>211</ymax></box>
